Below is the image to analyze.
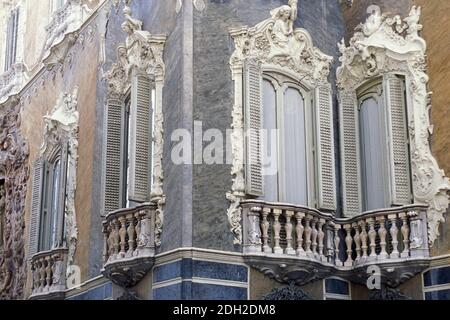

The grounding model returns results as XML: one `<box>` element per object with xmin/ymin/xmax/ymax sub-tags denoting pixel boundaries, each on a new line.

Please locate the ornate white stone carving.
<box><xmin>106</xmin><ymin>1</ymin><xmax>166</xmax><ymax>246</ymax></box>
<box><xmin>337</xmin><ymin>5</ymin><xmax>450</xmax><ymax>245</ymax></box>
<box><xmin>41</xmin><ymin>87</ymin><xmax>79</xmax><ymax>266</ymax></box>
<box><xmin>42</xmin><ymin>0</ymin><xmax>92</xmax><ymax>68</ymax></box>
<box><xmin>228</xmin><ymin>0</ymin><xmax>333</xmax><ymax>244</ymax></box>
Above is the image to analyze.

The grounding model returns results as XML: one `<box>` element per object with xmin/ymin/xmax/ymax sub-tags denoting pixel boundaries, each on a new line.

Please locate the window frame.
<box><xmin>38</xmin><ymin>145</ymin><xmax>67</xmax><ymax>252</ymax></box>
<box><xmin>356</xmin><ymin>79</ymin><xmax>392</xmax><ymax>212</ymax></box>
<box><xmin>261</xmin><ymin>71</ymin><xmax>316</xmax><ymax>207</ymax></box>
<box><xmin>4</xmin><ymin>7</ymin><xmax>20</xmax><ymax>72</ymax></box>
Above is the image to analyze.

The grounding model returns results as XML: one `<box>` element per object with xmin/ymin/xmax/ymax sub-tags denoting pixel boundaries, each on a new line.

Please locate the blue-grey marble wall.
<box><xmin>192</xmin><ymin>0</ymin><xmax>346</xmax><ymax>252</ymax></box>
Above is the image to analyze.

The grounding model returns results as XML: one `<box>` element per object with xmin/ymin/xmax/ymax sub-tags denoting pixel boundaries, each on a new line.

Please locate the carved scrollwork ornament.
<box><xmin>337</xmin><ymin>5</ymin><xmax>450</xmax><ymax>245</ymax></box>
<box><xmin>0</xmin><ymin>100</ymin><xmax>29</xmax><ymax>300</ymax></box>
<box><xmin>263</xmin><ymin>282</ymin><xmax>312</xmax><ymax>300</ymax></box>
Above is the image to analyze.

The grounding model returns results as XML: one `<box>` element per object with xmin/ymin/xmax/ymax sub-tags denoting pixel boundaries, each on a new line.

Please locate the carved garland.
<box><xmin>40</xmin><ymin>87</ymin><xmax>80</xmax><ymax>267</ymax></box>
<box><xmin>337</xmin><ymin>5</ymin><xmax>450</xmax><ymax>246</ymax></box>
<box><xmin>0</xmin><ymin>103</ymin><xmax>30</xmax><ymax>300</ymax></box>
<box><xmin>228</xmin><ymin>0</ymin><xmax>333</xmax><ymax>244</ymax></box>
<box><xmin>106</xmin><ymin>1</ymin><xmax>166</xmax><ymax>246</ymax></box>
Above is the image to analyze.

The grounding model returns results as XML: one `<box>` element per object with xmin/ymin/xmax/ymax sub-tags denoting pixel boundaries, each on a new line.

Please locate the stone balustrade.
<box><xmin>102</xmin><ymin>203</ymin><xmax>157</xmax><ymax>287</ymax></box>
<box><xmin>43</xmin><ymin>0</ymin><xmax>90</xmax><ymax>58</ymax></box>
<box><xmin>333</xmin><ymin>205</ymin><xmax>430</xmax><ymax>268</ymax></box>
<box><xmin>0</xmin><ymin>63</ymin><xmax>28</xmax><ymax>104</ymax></box>
<box><xmin>241</xmin><ymin>200</ymin><xmax>430</xmax><ymax>285</ymax></box>
<box><xmin>30</xmin><ymin>248</ymin><xmax>68</xmax><ymax>299</ymax></box>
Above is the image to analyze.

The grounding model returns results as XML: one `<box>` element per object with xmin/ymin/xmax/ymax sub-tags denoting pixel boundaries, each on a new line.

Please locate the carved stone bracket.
<box><xmin>0</xmin><ymin>64</ymin><xmax>29</xmax><ymax>105</ymax></box>
<box><xmin>228</xmin><ymin>0</ymin><xmax>333</xmax><ymax>244</ymax></box>
<box><xmin>41</xmin><ymin>88</ymin><xmax>80</xmax><ymax>268</ymax></box>
<box><xmin>337</xmin><ymin>5</ymin><xmax>450</xmax><ymax>246</ymax></box>
<box><xmin>0</xmin><ymin>100</ymin><xmax>30</xmax><ymax>300</ymax></box>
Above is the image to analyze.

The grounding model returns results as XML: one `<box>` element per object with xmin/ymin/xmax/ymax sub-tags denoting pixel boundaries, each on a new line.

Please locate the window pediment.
<box><xmin>229</xmin><ymin>0</ymin><xmax>332</xmax><ymax>87</ymax></box>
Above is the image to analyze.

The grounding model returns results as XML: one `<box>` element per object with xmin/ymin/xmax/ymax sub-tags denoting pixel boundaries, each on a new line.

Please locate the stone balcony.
<box><xmin>29</xmin><ymin>247</ymin><xmax>69</xmax><ymax>300</ymax></box>
<box><xmin>241</xmin><ymin>200</ymin><xmax>430</xmax><ymax>288</ymax></box>
<box><xmin>102</xmin><ymin>203</ymin><xmax>157</xmax><ymax>288</ymax></box>
<box><xmin>42</xmin><ymin>0</ymin><xmax>92</xmax><ymax>67</ymax></box>
<box><xmin>0</xmin><ymin>63</ymin><xmax>28</xmax><ymax>105</ymax></box>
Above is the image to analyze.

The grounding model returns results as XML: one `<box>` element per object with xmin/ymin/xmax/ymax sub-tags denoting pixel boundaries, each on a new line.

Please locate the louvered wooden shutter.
<box><xmin>28</xmin><ymin>158</ymin><xmax>45</xmax><ymax>259</ymax></box>
<box><xmin>339</xmin><ymin>90</ymin><xmax>362</xmax><ymax>217</ymax></box>
<box><xmin>315</xmin><ymin>84</ymin><xmax>337</xmax><ymax>211</ymax></box>
<box><xmin>56</xmin><ymin>142</ymin><xmax>69</xmax><ymax>247</ymax></box>
<box><xmin>103</xmin><ymin>98</ymin><xmax>126</xmax><ymax>215</ymax></box>
<box><xmin>244</xmin><ymin>60</ymin><xmax>263</xmax><ymax>197</ymax></box>
<box><xmin>128</xmin><ymin>73</ymin><xmax>152</xmax><ymax>203</ymax></box>
<box><xmin>384</xmin><ymin>75</ymin><xmax>412</xmax><ymax>205</ymax></box>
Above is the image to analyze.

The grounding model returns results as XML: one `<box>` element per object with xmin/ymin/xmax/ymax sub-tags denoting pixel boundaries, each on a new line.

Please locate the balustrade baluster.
<box><xmin>295</xmin><ymin>212</ymin><xmax>305</xmax><ymax>256</ymax></box>
<box><xmin>127</xmin><ymin>213</ymin><xmax>136</xmax><ymax>256</ymax></box>
<box><xmin>353</xmin><ymin>222</ymin><xmax>361</xmax><ymax>263</ymax></box>
<box><xmin>135</xmin><ymin>212</ymin><xmax>141</xmax><ymax>250</ymax></box>
<box><xmin>377</xmin><ymin>216</ymin><xmax>388</xmax><ymax>260</ymax></box>
<box><xmin>399</xmin><ymin>212</ymin><xmax>410</xmax><ymax>258</ymax></box>
<box><xmin>304</xmin><ymin>214</ymin><xmax>313</xmax><ymax>256</ymax></box>
<box><xmin>367</xmin><ymin>218</ymin><xmax>377</xmax><ymax>259</ymax></box>
<box><xmin>273</xmin><ymin>209</ymin><xmax>283</xmax><ymax>254</ymax></box>
<box><xmin>344</xmin><ymin>224</ymin><xmax>353</xmax><ymax>267</ymax></box>
<box><xmin>118</xmin><ymin>216</ymin><xmax>127</xmax><ymax>257</ymax></box>
<box><xmin>113</xmin><ymin>218</ymin><xmax>120</xmax><ymax>260</ymax></box>
<box><xmin>311</xmin><ymin>218</ymin><xmax>318</xmax><ymax>258</ymax></box>
<box><xmin>45</xmin><ymin>256</ymin><xmax>52</xmax><ymax>291</ymax></box>
<box><xmin>359</xmin><ymin>220</ymin><xmax>368</xmax><ymax>260</ymax></box>
<box><xmin>261</xmin><ymin>208</ymin><xmax>271</xmax><ymax>253</ymax></box>
<box><xmin>285</xmin><ymin>211</ymin><xmax>295</xmax><ymax>255</ymax></box>
<box><xmin>334</xmin><ymin>223</ymin><xmax>342</xmax><ymax>266</ymax></box>
<box><xmin>39</xmin><ymin>258</ymin><xmax>46</xmax><ymax>292</ymax></box>
<box><xmin>389</xmin><ymin>214</ymin><xmax>400</xmax><ymax>258</ymax></box>
<box><xmin>318</xmin><ymin>219</ymin><xmax>325</xmax><ymax>261</ymax></box>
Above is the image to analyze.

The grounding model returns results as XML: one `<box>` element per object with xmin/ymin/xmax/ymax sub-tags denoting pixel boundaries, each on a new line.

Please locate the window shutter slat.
<box><xmin>244</xmin><ymin>60</ymin><xmax>263</xmax><ymax>197</ymax></box>
<box><xmin>129</xmin><ymin>73</ymin><xmax>152</xmax><ymax>203</ymax></box>
<box><xmin>103</xmin><ymin>99</ymin><xmax>125</xmax><ymax>215</ymax></box>
<box><xmin>28</xmin><ymin>158</ymin><xmax>44</xmax><ymax>259</ymax></box>
<box><xmin>384</xmin><ymin>75</ymin><xmax>411</xmax><ymax>205</ymax></box>
<box><xmin>339</xmin><ymin>90</ymin><xmax>362</xmax><ymax>217</ymax></box>
<box><xmin>316</xmin><ymin>85</ymin><xmax>337</xmax><ymax>211</ymax></box>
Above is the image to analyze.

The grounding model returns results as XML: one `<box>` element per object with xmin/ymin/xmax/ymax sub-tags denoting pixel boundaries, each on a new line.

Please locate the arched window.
<box><xmin>38</xmin><ymin>148</ymin><xmax>68</xmax><ymax>251</ymax></box>
<box><xmin>261</xmin><ymin>75</ymin><xmax>314</xmax><ymax>206</ymax></box>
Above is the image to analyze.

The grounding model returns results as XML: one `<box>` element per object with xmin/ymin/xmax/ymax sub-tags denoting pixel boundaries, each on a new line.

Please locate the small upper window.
<box><xmin>4</xmin><ymin>8</ymin><xmax>20</xmax><ymax>72</ymax></box>
<box><xmin>52</xmin><ymin>0</ymin><xmax>67</xmax><ymax>12</ymax></box>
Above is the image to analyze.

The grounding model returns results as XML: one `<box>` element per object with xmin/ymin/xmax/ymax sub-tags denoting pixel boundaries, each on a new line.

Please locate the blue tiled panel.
<box><xmin>423</xmin><ymin>266</ymin><xmax>450</xmax><ymax>287</ymax></box>
<box><xmin>325</xmin><ymin>278</ymin><xmax>349</xmax><ymax>296</ymax></box>
<box><xmin>425</xmin><ymin>289</ymin><xmax>450</xmax><ymax>300</ymax></box>
<box><xmin>153</xmin><ymin>259</ymin><xmax>247</xmax><ymax>283</ymax></box>
<box><xmin>193</xmin><ymin>260</ymin><xmax>247</xmax><ymax>283</ymax></box>
<box><xmin>67</xmin><ymin>282</ymin><xmax>113</xmax><ymax>300</ymax></box>
<box><xmin>192</xmin><ymin>283</ymin><xmax>247</xmax><ymax>300</ymax></box>
<box><xmin>153</xmin><ymin>283</ymin><xmax>182</xmax><ymax>300</ymax></box>
<box><xmin>153</xmin><ymin>260</ymin><xmax>182</xmax><ymax>283</ymax></box>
